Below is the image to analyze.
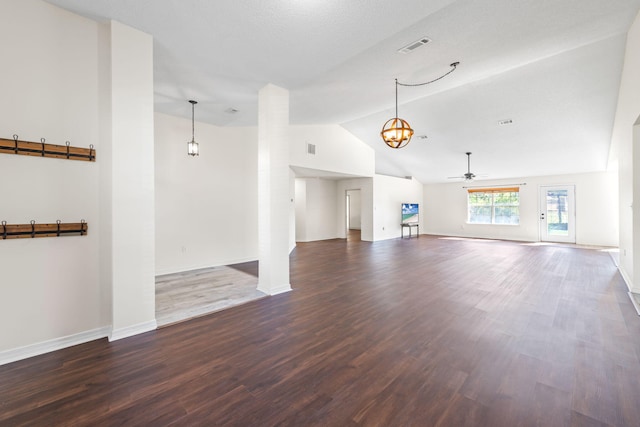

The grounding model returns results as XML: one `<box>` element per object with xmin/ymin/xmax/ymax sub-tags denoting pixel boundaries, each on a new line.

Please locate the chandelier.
<box><xmin>381</xmin><ymin>62</ymin><xmax>460</xmax><ymax>149</ymax></box>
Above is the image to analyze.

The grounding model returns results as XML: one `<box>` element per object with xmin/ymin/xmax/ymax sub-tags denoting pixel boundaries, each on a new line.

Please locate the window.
<box><xmin>468</xmin><ymin>187</ymin><xmax>520</xmax><ymax>225</ymax></box>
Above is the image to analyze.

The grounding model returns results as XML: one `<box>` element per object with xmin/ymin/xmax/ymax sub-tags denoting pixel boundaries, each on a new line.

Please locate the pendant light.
<box><xmin>381</xmin><ymin>79</ymin><xmax>414</xmax><ymax>149</ymax></box>
<box><xmin>187</xmin><ymin>100</ymin><xmax>199</xmax><ymax>156</ymax></box>
<box><xmin>381</xmin><ymin>62</ymin><xmax>460</xmax><ymax>149</ymax></box>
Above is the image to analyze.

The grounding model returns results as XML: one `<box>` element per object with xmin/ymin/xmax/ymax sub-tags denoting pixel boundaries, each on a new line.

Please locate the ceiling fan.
<box><xmin>448</xmin><ymin>152</ymin><xmax>487</xmax><ymax>181</ymax></box>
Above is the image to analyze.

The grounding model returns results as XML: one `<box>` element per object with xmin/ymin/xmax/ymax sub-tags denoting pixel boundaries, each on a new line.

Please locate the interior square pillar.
<box><xmin>633</xmin><ymin>123</ymin><xmax>640</xmax><ymax>293</ymax></box>
<box><xmin>99</xmin><ymin>21</ymin><xmax>157</xmax><ymax>340</ymax></box>
<box><xmin>257</xmin><ymin>84</ymin><xmax>292</xmax><ymax>295</ymax></box>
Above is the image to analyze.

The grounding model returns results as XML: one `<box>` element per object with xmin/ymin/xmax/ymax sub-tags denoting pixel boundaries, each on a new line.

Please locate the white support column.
<box><xmin>632</xmin><ymin>123</ymin><xmax>640</xmax><ymax>293</ymax></box>
<box><xmin>258</xmin><ymin>84</ymin><xmax>292</xmax><ymax>295</ymax></box>
<box><xmin>100</xmin><ymin>21</ymin><xmax>157</xmax><ymax>340</ymax></box>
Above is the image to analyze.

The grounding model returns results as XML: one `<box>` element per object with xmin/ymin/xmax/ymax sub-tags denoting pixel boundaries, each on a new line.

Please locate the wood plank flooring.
<box><xmin>2</xmin><ymin>235</ymin><xmax>640</xmax><ymax>426</ymax></box>
<box><xmin>155</xmin><ymin>263</ymin><xmax>264</xmax><ymax>326</ymax></box>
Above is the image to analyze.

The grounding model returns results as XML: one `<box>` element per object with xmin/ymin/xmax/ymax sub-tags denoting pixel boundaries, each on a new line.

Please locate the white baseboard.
<box><xmin>109</xmin><ymin>319</ymin><xmax>157</xmax><ymax>342</ymax></box>
<box><xmin>0</xmin><ymin>326</ymin><xmax>110</xmax><ymax>366</ymax></box>
<box><xmin>270</xmin><ymin>285</ymin><xmax>293</xmax><ymax>296</ymax></box>
<box><xmin>628</xmin><ymin>292</ymin><xmax>640</xmax><ymax>316</ymax></box>
<box><xmin>616</xmin><ymin>265</ymin><xmax>640</xmax><ymax>316</ymax></box>
<box><xmin>156</xmin><ymin>257</ymin><xmax>258</xmax><ymax>277</ymax></box>
<box><xmin>618</xmin><ymin>265</ymin><xmax>634</xmax><ymax>293</ymax></box>
<box><xmin>257</xmin><ymin>283</ymin><xmax>292</xmax><ymax>296</ymax></box>
<box><xmin>608</xmin><ymin>251</ymin><xmax>620</xmax><ymax>267</ymax></box>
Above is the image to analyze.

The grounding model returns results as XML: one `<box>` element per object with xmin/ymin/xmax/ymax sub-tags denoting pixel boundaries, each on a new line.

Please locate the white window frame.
<box><xmin>467</xmin><ymin>187</ymin><xmax>520</xmax><ymax>225</ymax></box>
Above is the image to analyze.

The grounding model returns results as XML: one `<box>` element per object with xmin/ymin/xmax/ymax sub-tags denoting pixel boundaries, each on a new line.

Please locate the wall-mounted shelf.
<box><xmin>0</xmin><ymin>135</ymin><xmax>95</xmax><ymax>162</ymax></box>
<box><xmin>1</xmin><ymin>220</ymin><xmax>88</xmax><ymax>240</ymax></box>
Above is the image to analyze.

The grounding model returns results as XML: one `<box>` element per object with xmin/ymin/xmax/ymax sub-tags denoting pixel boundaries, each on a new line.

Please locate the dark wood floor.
<box><xmin>2</xmin><ymin>235</ymin><xmax>639</xmax><ymax>426</ymax></box>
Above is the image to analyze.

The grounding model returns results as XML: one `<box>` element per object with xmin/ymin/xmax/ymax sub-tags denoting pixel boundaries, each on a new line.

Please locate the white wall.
<box><xmin>335</xmin><ymin>175</ymin><xmax>423</xmax><ymax>242</ymax></box>
<box><xmin>611</xmin><ymin>10</ymin><xmax>640</xmax><ymax>291</ymax></box>
<box><xmin>373</xmin><ymin>175</ymin><xmax>424</xmax><ymax>241</ymax></box>
<box><xmin>347</xmin><ymin>189</ymin><xmax>362</xmax><ymax>229</ymax></box>
<box><xmin>154</xmin><ymin>113</ymin><xmax>258</xmax><ymax>275</ymax></box>
<box><xmin>0</xmin><ymin>1</ymin><xmax>161</xmax><ymax>359</ymax></box>
<box><xmin>0</xmin><ymin>1</ymin><xmax>103</xmax><ymax>353</ymax></box>
<box><xmin>423</xmin><ymin>171</ymin><xmax>618</xmax><ymax>247</ymax></box>
<box><xmin>294</xmin><ymin>178</ymin><xmax>339</xmax><ymax>242</ymax></box>
<box><xmin>290</xmin><ymin>123</ymin><xmax>375</xmax><ymax>243</ymax></box>
<box><xmin>300</xmin><ymin>176</ymin><xmax>399</xmax><ymax>243</ymax></box>
<box><xmin>289</xmin><ymin>124</ymin><xmax>375</xmax><ymax>177</ymax></box>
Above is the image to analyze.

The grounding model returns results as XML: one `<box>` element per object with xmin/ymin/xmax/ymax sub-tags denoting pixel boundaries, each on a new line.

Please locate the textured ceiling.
<box><xmin>46</xmin><ymin>0</ymin><xmax>640</xmax><ymax>182</ymax></box>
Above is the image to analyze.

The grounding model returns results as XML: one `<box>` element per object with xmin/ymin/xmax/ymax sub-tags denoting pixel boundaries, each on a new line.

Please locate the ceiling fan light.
<box><xmin>381</xmin><ymin>117</ymin><xmax>414</xmax><ymax>149</ymax></box>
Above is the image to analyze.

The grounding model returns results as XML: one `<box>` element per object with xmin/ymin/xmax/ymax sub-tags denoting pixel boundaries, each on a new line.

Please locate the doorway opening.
<box><xmin>346</xmin><ymin>189</ymin><xmax>361</xmax><ymax>241</ymax></box>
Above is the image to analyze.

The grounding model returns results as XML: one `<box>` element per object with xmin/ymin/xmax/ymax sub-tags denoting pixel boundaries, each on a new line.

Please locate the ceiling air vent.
<box><xmin>307</xmin><ymin>143</ymin><xmax>316</xmax><ymax>155</ymax></box>
<box><xmin>398</xmin><ymin>37</ymin><xmax>431</xmax><ymax>54</ymax></box>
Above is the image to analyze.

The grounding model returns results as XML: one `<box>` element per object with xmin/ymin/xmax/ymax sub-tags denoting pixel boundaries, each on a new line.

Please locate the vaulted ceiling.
<box><xmin>47</xmin><ymin>0</ymin><xmax>640</xmax><ymax>182</ymax></box>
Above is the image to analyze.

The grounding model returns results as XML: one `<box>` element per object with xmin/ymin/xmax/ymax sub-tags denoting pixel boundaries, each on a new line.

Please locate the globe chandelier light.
<box><xmin>381</xmin><ymin>62</ymin><xmax>460</xmax><ymax>149</ymax></box>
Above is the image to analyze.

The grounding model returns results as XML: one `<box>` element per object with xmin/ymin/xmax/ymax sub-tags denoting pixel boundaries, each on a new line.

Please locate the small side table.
<box><xmin>401</xmin><ymin>223</ymin><xmax>419</xmax><ymax>238</ymax></box>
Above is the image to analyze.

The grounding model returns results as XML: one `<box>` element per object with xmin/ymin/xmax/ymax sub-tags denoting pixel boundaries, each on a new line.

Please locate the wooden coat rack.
<box><xmin>0</xmin><ymin>135</ymin><xmax>95</xmax><ymax>161</ymax></box>
<box><xmin>1</xmin><ymin>220</ymin><xmax>88</xmax><ymax>240</ymax></box>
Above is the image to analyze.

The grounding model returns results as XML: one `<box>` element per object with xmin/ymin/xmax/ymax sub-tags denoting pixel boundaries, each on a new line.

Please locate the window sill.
<box><xmin>466</xmin><ymin>223</ymin><xmax>520</xmax><ymax>226</ymax></box>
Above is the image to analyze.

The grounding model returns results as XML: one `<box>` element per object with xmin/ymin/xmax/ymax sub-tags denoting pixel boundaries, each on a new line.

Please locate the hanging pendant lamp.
<box><xmin>381</xmin><ymin>62</ymin><xmax>460</xmax><ymax>149</ymax></box>
<box><xmin>381</xmin><ymin>80</ymin><xmax>414</xmax><ymax>149</ymax></box>
<box><xmin>187</xmin><ymin>100</ymin><xmax>199</xmax><ymax>156</ymax></box>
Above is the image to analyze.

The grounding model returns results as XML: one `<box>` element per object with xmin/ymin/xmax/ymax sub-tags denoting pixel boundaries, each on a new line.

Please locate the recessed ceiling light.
<box><xmin>417</xmin><ymin>135</ymin><xmax>428</xmax><ymax>139</ymax></box>
<box><xmin>498</xmin><ymin>119</ymin><xmax>513</xmax><ymax>126</ymax></box>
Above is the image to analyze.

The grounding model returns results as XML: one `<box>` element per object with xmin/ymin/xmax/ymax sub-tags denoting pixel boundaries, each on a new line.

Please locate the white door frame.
<box><xmin>540</xmin><ymin>185</ymin><xmax>576</xmax><ymax>243</ymax></box>
<box><xmin>345</xmin><ymin>189</ymin><xmax>362</xmax><ymax>239</ymax></box>
<box><xmin>345</xmin><ymin>194</ymin><xmax>351</xmax><ymax>232</ymax></box>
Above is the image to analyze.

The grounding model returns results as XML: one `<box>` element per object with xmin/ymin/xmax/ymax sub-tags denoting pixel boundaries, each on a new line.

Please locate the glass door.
<box><xmin>540</xmin><ymin>185</ymin><xmax>575</xmax><ymax>243</ymax></box>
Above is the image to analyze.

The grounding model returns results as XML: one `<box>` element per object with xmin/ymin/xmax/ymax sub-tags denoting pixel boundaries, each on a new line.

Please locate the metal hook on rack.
<box><xmin>30</xmin><ymin>220</ymin><xmax>36</xmax><ymax>238</ymax></box>
<box><xmin>1</xmin><ymin>221</ymin><xmax>6</xmax><ymax>240</ymax></box>
<box><xmin>80</xmin><ymin>219</ymin><xmax>86</xmax><ymax>236</ymax></box>
<box><xmin>1</xmin><ymin>135</ymin><xmax>96</xmax><ymax>162</ymax></box>
<box><xmin>56</xmin><ymin>220</ymin><xmax>61</xmax><ymax>237</ymax></box>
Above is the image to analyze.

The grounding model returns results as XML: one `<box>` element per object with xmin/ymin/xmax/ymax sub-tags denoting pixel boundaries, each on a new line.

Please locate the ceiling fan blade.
<box><xmin>446</xmin><ymin>152</ymin><xmax>487</xmax><ymax>181</ymax></box>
